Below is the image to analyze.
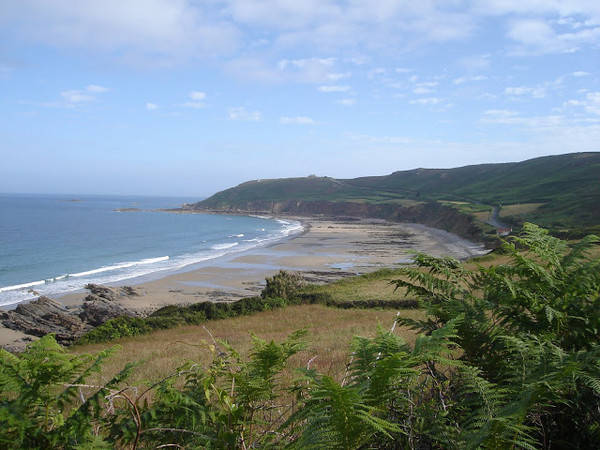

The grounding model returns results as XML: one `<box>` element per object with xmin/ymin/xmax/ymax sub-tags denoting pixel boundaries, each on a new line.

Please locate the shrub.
<box><xmin>77</xmin><ymin>316</ymin><xmax>152</xmax><ymax>344</ymax></box>
<box><xmin>261</xmin><ymin>270</ymin><xmax>303</xmax><ymax>300</ymax></box>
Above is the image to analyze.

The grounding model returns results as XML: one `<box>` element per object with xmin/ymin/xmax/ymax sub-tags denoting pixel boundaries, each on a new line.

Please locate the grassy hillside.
<box><xmin>192</xmin><ymin>152</ymin><xmax>600</xmax><ymax>236</ymax></box>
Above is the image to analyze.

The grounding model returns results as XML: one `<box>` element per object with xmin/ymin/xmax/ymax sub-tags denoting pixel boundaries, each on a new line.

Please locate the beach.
<box><xmin>0</xmin><ymin>218</ymin><xmax>488</xmax><ymax>351</ymax></box>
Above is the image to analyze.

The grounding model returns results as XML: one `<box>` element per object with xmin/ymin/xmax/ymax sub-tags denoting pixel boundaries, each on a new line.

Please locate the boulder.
<box><xmin>79</xmin><ymin>298</ymin><xmax>135</xmax><ymax>327</ymax></box>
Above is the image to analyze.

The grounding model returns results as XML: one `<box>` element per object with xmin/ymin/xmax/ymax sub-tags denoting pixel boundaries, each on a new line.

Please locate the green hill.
<box><xmin>191</xmin><ymin>152</ymin><xmax>600</xmax><ymax>239</ymax></box>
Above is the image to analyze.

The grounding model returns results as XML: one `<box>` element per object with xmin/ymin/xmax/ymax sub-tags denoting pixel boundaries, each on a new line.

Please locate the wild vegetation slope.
<box><xmin>192</xmin><ymin>152</ymin><xmax>600</xmax><ymax>237</ymax></box>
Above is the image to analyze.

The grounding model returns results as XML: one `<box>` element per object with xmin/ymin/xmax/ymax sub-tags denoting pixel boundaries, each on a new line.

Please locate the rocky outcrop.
<box><xmin>0</xmin><ymin>284</ymin><xmax>141</xmax><ymax>346</ymax></box>
<box><xmin>0</xmin><ymin>296</ymin><xmax>87</xmax><ymax>345</ymax></box>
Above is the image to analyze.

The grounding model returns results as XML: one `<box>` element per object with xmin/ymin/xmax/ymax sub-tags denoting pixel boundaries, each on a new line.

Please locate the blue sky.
<box><xmin>1</xmin><ymin>1</ymin><xmax>599</xmax><ymax>197</ymax></box>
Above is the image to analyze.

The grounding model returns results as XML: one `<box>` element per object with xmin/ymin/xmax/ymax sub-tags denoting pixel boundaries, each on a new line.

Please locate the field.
<box><xmin>499</xmin><ymin>203</ymin><xmax>543</xmax><ymax>218</ymax></box>
<box><xmin>75</xmin><ymin>304</ymin><xmax>425</xmax><ymax>386</ymax></box>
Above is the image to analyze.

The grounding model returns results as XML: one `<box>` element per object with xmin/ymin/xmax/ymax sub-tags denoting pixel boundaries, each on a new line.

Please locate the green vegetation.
<box><xmin>193</xmin><ymin>152</ymin><xmax>600</xmax><ymax>237</ymax></box>
<box><xmin>77</xmin><ymin>269</ymin><xmax>416</xmax><ymax>345</ymax></box>
<box><xmin>2</xmin><ymin>224</ymin><xmax>599</xmax><ymax>448</ymax></box>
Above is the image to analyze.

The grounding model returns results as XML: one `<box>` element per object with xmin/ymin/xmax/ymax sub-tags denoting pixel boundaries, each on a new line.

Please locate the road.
<box><xmin>486</xmin><ymin>206</ymin><xmax>511</xmax><ymax>229</ymax></box>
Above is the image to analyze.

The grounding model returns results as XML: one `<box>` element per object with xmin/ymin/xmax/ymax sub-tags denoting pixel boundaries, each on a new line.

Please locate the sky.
<box><xmin>1</xmin><ymin>1</ymin><xmax>599</xmax><ymax>197</ymax></box>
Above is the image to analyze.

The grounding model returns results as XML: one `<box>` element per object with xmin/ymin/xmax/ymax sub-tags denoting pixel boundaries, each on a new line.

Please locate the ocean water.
<box><xmin>0</xmin><ymin>194</ymin><xmax>302</xmax><ymax>307</ymax></box>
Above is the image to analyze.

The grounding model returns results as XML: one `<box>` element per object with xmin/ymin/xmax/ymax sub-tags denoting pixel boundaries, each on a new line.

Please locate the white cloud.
<box><xmin>327</xmin><ymin>72</ymin><xmax>350</xmax><ymax>81</ymax></box>
<box><xmin>573</xmin><ymin>71</ymin><xmax>590</xmax><ymax>77</ymax></box>
<box><xmin>57</xmin><ymin>84</ymin><xmax>111</xmax><ymax>107</ymax></box>
<box><xmin>226</xmin><ymin>0</ymin><xmax>340</xmax><ymax>30</ymax></box>
<box><xmin>279</xmin><ymin>116</ymin><xmax>316</xmax><ymax>125</ymax></box>
<box><xmin>453</xmin><ymin>76</ymin><xmax>487</xmax><ymax>85</ymax></box>
<box><xmin>482</xmin><ymin>109</ymin><xmax>566</xmax><ymax>128</ymax></box>
<box><xmin>318</xmin><ymin>85</ymin><xmax>351</xmax><ymax>93</ymax></box>
<box><xmin>482</xmin><ymin>109</ymin><xmax>520</xmax><ymax>121</ymax></box>
<box><xmin>504</xmin><ymin>78</ymin><xmax>564</xmax><ymax>99</ymax></box>
<box><xmin>337</xmin><ymin>99</ymin><xmax>356</xmax><ymax>106</ymax></box>
<box><xmin>190</xmin><ymin>91</ymin><xmax>206</xmax><ymax>100</ymax></box>
<box><xmin>86</xmin><ymin>84</ymin><xmax>110</xmax><ymax>93</ymax></box>
<box><xmin>413</xmin><ymin>81</ymin><xmax>439</xmax><ymax>94</ymax></box>
<box><xmin>456</xmin><ymin>54</ymin><xmax>492</xmax><ymax>72</ymax></box>
<box><xmin>368</xmin><ymin>68</ymin><xmax>387</xmax><ymax>78</ymax></box>
<box><xmin>180</xmin><ymin>91</ymin><xmax>207</xmax><ymax>108</ymax></box>
<box><xmin>0</xmin><ymin>0</ymin><xmax>240</xmax><ymax>63</ymax></box>
<box><xmin>225</xmin><ymin>57</ymin><xmax>283</xmax><ymax>83</ymax></box>
<box><xmin>472</xmin><ymin>0</ymin><xmax>600</xmax><ymax>21</ymax></box>
<box><xmin>570</xmin><ymin>92</ymin><xmax>600</xmax><ymax>115</ymax></box>
<box><xmin>410</xmin><ymin>97</ymin><xmax>444</xmax><ymax>106</ymax></box>
<box><xmin>229</xmin><ymin>106</ymin><xmax>261</xmax><ymax>121</ymax></box>
<box><xmin>413</xmin><ymin>87</ymin><xmax>435</xmax><ymax>94</ymax></box>
<box><xmin>61</xmin><ymin>90</ymin><xmax>94</xmax><ymax>104</ymax></box>
<box><xmin>181</xmin><ymin>102</ymin><xmax>205</xmax><ymax>109</ymax></box>
<box><xmin>505</xmin><ymin>86</ymin><xmax>547</xmax><ymax>98</ymax></box>
<box><xmin>506</xmin><ymin>17</ymin><xmax>600</xmax><ymax>55</ymax></box>
<box><xmin>226</xmin><ymin>57</ymin><xmax>340</xmax><ymax>84</ymax></box>
<box><xmin>146</xmin><ymin>102</ymin><xmax>158</xmax><ymax>110</ymax></box>
<box><xmin>278</xmin><ymin>58</ymin><xmax>338</xmax><ymax>83</ymax></box>
<box><xmin>585</xmin><ymin>92</ymin><xmax>600</xmax><ymax>114</ymax></box>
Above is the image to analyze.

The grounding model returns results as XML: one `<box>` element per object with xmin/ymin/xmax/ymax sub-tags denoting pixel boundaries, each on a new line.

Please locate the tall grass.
<box><xmin>74</xmin><ymin>304</ymin><xmax>425</xmax><ymax>385</ymax></box>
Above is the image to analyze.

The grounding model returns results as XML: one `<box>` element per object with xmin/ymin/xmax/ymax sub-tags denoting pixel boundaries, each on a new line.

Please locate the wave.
<box><xmin>277</xmin><ymin>219</ymin><xmax>304</xmax><ymax>236</ymax></box>
<box><xmin>69</xmin><ymin>256</ymin><xmax>170</xmax><ymax>278</ymax></box>
<box><xmin>230</xmin><ymin>233</ymin><xmax>245</xmax><ymax>238</ymax></box>
<box><xmin>0</xmin><ymin>280</ymin><xmax>46</xmax><ymax>293</ymax></box>
<box><xmin>211</xmin><ymin>242</ymin><xmax>239</xmax><ymax>250</ymax></box>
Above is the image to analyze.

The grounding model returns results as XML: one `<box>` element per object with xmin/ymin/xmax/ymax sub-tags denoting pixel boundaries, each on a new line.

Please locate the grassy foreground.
<box><xmin>75</xmin><ymin>304</ymin><xmax>425</xmax><ymax>386</ymax></box>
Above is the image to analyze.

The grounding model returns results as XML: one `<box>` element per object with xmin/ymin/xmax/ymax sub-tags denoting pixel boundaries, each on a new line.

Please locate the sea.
<box><xmin>0</xmin><ymin>193</ymin><xmax>303</xmax><ymax>308</ymax></box>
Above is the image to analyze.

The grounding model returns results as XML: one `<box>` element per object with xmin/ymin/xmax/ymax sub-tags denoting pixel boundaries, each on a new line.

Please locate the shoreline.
<box><xmin>0</xmin><ymin>217</ymin><xmax>488</xmax><ymax>351</ymax></box>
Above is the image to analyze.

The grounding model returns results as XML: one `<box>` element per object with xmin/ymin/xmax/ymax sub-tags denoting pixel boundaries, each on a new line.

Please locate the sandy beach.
<box><xmin>0</xmin><ymin>218</ymin><xmax>488</xmax><ymax>351</ymax></box>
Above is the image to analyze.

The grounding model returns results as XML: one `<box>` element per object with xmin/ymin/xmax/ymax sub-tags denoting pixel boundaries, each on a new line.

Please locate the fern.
<box><xmin>0</xmin><ymin>334</ymin><xmax>123</xmax><ymax>448</ymax></box>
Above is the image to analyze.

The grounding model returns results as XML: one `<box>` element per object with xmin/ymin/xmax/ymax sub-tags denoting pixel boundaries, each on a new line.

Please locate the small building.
<box><xmin>496</xmin><ymin>227</ymin><xmax>512</xmax><ymax>236</ymax></box>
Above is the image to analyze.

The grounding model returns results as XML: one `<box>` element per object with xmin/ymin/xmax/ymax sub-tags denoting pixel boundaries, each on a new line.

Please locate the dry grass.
<box><xmin>74</xmin><ymin>304</ymin><xmax>426</xmax><ymax>387</ymax></box>
<box><xmin>472</xmin><ymin>211</ymin><xmax>491</xmax><ymax>223</ymax></box>
<box><xmin>499</xmin><ymin>203</ymin><xmax>543</xmax><ymax>218</ymax></box>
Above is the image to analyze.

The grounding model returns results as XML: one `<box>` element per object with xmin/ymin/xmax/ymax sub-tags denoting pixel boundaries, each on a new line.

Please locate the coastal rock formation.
<box><xmin>0</xmin><ymin>296</ymin><xmax>88</xmax><ymax>345</ymax></box>
<box><xmin>0</xmin><ymin>285</ymin><xmax>141</xmax><ymax>346</ymax></box>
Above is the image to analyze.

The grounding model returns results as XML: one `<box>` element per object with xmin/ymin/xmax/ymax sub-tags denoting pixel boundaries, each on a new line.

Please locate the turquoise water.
<box><xmin>0</xmin><ymin>194</ymin><xmax>302</xmax><ymax>307</ymax></box>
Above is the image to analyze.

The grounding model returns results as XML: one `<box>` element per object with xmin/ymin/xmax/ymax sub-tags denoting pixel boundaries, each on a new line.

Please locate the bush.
<box><xmin>77</xmin><ymin>316</ymin><xmax>152</xmax><ymax>344</ymax></box>
<box><xmin>261</xmin><ymin>270</ymin><xmax>303</xmax><ymax>300</ymax></box>
<box><xmin>329</xmin><ymin>298</ymin><xmax>419</xmax><ymax>309</ymax></box>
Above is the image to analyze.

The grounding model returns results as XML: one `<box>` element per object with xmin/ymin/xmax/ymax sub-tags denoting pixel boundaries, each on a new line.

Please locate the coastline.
<box><xmin>0</xmin><ymin>217</ymin><xmax>488</xmax><ymax>351</ymax></box>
